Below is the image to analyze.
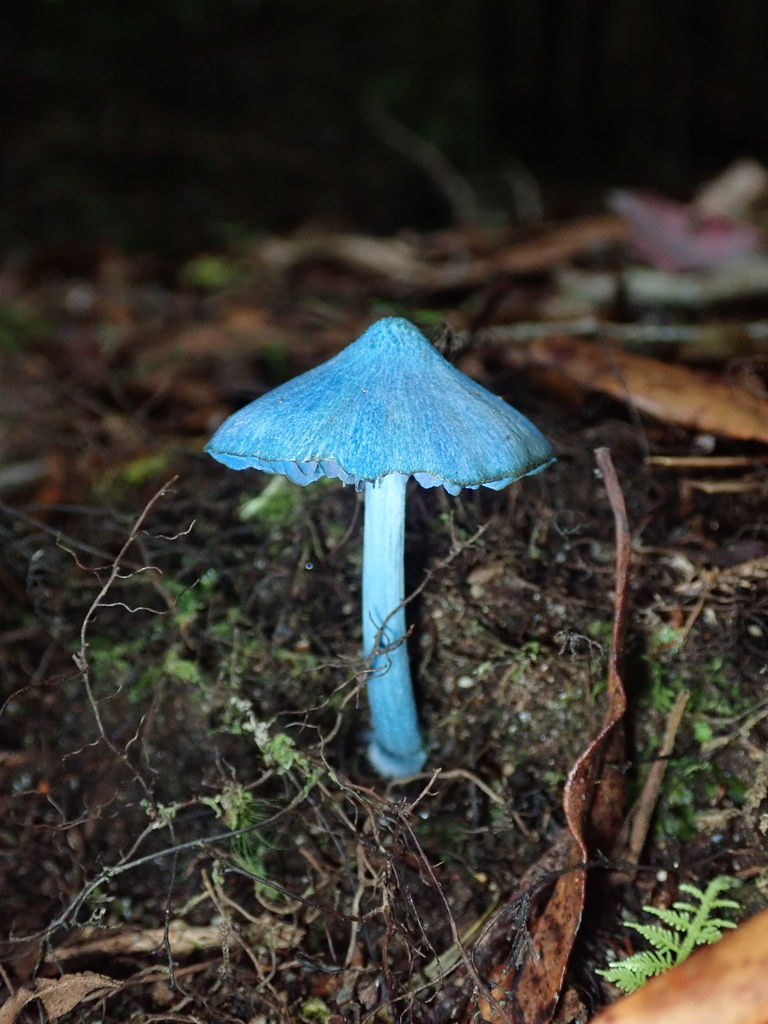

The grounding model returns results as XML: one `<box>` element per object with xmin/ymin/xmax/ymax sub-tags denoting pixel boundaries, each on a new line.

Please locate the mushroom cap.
<box><xmin>206</xmin><ymin>317</ymin><xmax>555</xmax><ymax>494</ymax></box>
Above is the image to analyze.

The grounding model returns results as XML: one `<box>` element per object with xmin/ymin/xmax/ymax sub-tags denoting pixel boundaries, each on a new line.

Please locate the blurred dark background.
<box><xmin>3</xmin><ymin>0</ymin><xmax>768</xmax><ymax>255</ymax></box>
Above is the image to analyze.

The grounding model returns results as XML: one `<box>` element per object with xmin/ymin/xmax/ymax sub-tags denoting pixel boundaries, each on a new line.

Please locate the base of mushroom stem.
<box><xmin>367</xmin><ymin>738</ymin><xmax>428</xmax><ymax>779</ymax></box>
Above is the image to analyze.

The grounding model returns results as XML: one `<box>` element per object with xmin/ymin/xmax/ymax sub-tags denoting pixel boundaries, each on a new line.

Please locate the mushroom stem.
<box><xmin>363</xmin><ymin>473</ymin><xmax>427</xmax><ymax>777</ymax></box>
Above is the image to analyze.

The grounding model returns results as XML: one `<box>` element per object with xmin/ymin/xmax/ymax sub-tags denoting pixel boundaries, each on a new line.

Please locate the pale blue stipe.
<box><xmin>362</xmin><ymin>473</ymin><xmax>426</xmax><ymax>777</ymax></box>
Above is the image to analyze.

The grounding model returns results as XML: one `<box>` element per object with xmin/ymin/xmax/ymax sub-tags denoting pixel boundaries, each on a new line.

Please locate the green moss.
<box><xmin>208</xmin><ymin>606</ymin><xmax>248</xmax><ymax>640</ymax></box>
<box><xmin>99</xmin><ymin>452</ymin><xmax>173</xmax><ymax>498</ymax></box>
<box><xmin>180</xmin><ymin>252</ymin><xmax>252</xmax><ymax>290</ymax></box>
<box><xmin>239</xmin><ymin>475</ymin><xmax>302</xmax><ymax>527</ymax></box>
<box><xmin>162</xmin><ymin>646</ymin><xmax>202</xmax><ymax>685</ymax></box>
<box><xmin>0</xmin><ymin>300</ymin><xmax>49</xmax><ymax>351</ymax></box>
<box><xmin>657</xmin><ymin>763</ymin><xmax>707</xmax><ymax>840</ymax></box>
<box><xmin>299</xmin><ymin>998</ymin><xmax>335</xmax><ymax>1023</ymax></box>
<box><xmin>652</xmin><ymin>755</ymin><xmax>747</xmax><ymax>841</ymax></box>
<box><xmin>587</xmin><ymin>620</ymin><xmax>613</xmax><ymax>643</ymax></box>
<box><xmin>166</xmin><ymin>571</ymin><xmax>218</xmax><ymax>631</ymax></box>
<box><xmin>643</xmin><ymin>638</ymin><xmax>749</xmax><ymax>722</ymax></box>
<box><xmin>262</xmin><ymin>732</ymin><xmax>313</xmax><ymax>775</ymax></box>
<box><xmin>273</xmin><ymin>647</ymin><xmax>320</xmax><ymax>674</ymax></box>
<box><xmin>201</xmin><ymin>782</ymin><xmax>274</xmax><ymax>880</ymax></box>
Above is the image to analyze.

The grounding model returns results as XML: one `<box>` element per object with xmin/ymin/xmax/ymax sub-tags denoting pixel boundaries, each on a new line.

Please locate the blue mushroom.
<box><xmin>206</xmin><ymin>317</ymin><xmax>555</xmax><ymax>778</ymax></box>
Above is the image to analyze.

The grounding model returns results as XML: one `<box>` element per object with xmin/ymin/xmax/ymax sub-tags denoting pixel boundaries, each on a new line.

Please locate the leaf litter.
<box><xmin>1</xmin><ymin>183</ymin><xmax>768</xmax><ymax>1023</ymax></box>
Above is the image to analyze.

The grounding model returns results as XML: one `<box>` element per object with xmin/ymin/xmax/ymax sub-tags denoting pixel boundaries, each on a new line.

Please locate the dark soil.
<box><xmin>1</xmin><ymin>253</ymin><xmax>767</xmax><ymax>1023</ymax></box>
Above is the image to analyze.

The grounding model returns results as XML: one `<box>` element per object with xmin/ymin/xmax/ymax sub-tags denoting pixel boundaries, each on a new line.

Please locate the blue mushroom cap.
<box><xmin>206</xmin><ymin>317</ymin><xmax>555</xmax><ymax>493</ymax></box>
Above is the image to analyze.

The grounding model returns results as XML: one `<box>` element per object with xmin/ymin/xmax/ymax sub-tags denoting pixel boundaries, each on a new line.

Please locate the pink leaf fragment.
<box><xmin>608</xmin><ymin>188</ymin><xmax>761</xmax><ymax>272</ymax></box>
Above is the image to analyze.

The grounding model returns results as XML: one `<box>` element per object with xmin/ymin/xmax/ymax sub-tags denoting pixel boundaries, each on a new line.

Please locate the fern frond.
<box><xmin>697</xmin><ymin>919</ymin><xmax>737</xmax><ymax>945</ymax></box>
<box><xmin>598</xmin><ymin>876</ymin><xmax>741</xmax><ymax>995</ymax></box>
<box><xmin>641</xmin><ymin>906</ymin><xmax>693</xmax><ymax>931</ymax></box>
<box><xmin>676</xmin><ymin>877</ymin><xmax>740</xmax><ymax>961</ymax></box>
<box><xmin>678</xmin><ymin>878</ymin><xmax>740</xmax><ymax>908</ymax></box>
<box><xmin>677</xmin><ymin>882</ymin><xmax>707</xmax><ymax>901</ymax></box>
<box><xmin>626</xmin><ymin>922</ymin><xmax>683</xmax><ymax>956</ymax></box>
<box><xmin>597</xmin><ymin>950</ymin><xmax>672</xmax><ymax>993</ymax></box>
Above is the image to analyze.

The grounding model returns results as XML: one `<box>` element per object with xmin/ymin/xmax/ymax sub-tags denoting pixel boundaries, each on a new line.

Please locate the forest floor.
<box><xmin>1</xmin><ymin>212</ymin><xmax>768</xmax><ymax>1024</ymax></box>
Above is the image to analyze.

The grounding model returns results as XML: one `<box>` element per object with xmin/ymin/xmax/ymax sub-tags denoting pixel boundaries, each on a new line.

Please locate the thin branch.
<box><xmin>72</xmin><ymin>478</ymin><xmax>179</xmax><ymax>799</ymax></box>
<box><xmin>626</xmin><ymin>690</ymin><xmax>690</xmax><ymax>866</ymax></box>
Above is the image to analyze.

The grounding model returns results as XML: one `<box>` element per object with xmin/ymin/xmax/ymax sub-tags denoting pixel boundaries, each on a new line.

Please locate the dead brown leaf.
<box><xmin>494</xmin><ymin>215</ymin><xmax>629</xmax><ymax>275</ymax></box>
<box><xmin>0</xmin><ymin>972</ymin><xmax>119</xmax><ymax>1024</ymax></box>
<box><xmin>528</xmin><ymin>337</ymin><xmax>768</xmax><ymax>443</ymax></box>
<box><xmin>256</xmin><ymin>215</ymin><xmax>627</xmax><ymax>291</ymax></box>
<box><xmin>590</xmin><ymin>906</ymin><xmax>768</xmax><ymax>1024</ymax></box>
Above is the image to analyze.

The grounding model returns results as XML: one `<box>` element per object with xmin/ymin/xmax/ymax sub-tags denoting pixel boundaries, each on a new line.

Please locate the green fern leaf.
<box><xmin>598</xmin><ymin>950</ymin><xmax>672</xmax><ymax>993</ymax></box>
<box><xmin>697</xmin><ymin>919</ymin><xmax>737</xmax><ymax>945</ymax></box>
<box><xmin>647</xmin><ymin>907</ymin><xmax>695</xmax><ymax>931</ymax></box>
<box><xmin>676</xmin><ymin>877</ymin><xmax>740</xmax><ymax>961</ymax></box>
<box><xmin>598</xmin><ymin>876</ymin><xmax>741</xmax><ymax>995</ymax></box>
<box><xmin>627</xmin><ymin>922</ymin><xmax>682</xmax><ymax>955</ymax></box>
<box><xmin>677</xmin><ymin>883</ymin><xmax>706</xmax><ymax>900</ymax></box>
<box><xmin>678</xmin><ymin>879</ymin><xmax>739</xmax><ymax>907</ymax></box>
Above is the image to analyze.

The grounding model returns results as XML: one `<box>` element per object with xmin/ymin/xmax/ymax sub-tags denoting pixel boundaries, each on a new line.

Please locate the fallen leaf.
<box><xmin>256</xmin><ymin>216</ymin><xmax>628</xmax><ymax>291</ymax></box>
<box><xmin>590</xmin><ymin>906</ymin><xmax>768</xmax><ymax>1024</ymax></box>
<box><xmin>694</xmin><ymin>159</ymin><xmax>768</xmax><ymax>222</ymax></box>
<box><xmin>528</xmin><ymin>337</ymin><xmax>768</xmax><ymax>444</ymax></box>
<box><xmin>0</xmin><ymin>972</ymin><xmax>119</xmax><ymax>1024</ymax></box>
<box><xmin>608</xmin><ymin>189</ymin><xmax>761</xmax><ymax>271</ymax></box>
<box><xmin>552</xmin><ymin>260</ymin><xmax>768</xmax><ymax>309</ymax></box>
